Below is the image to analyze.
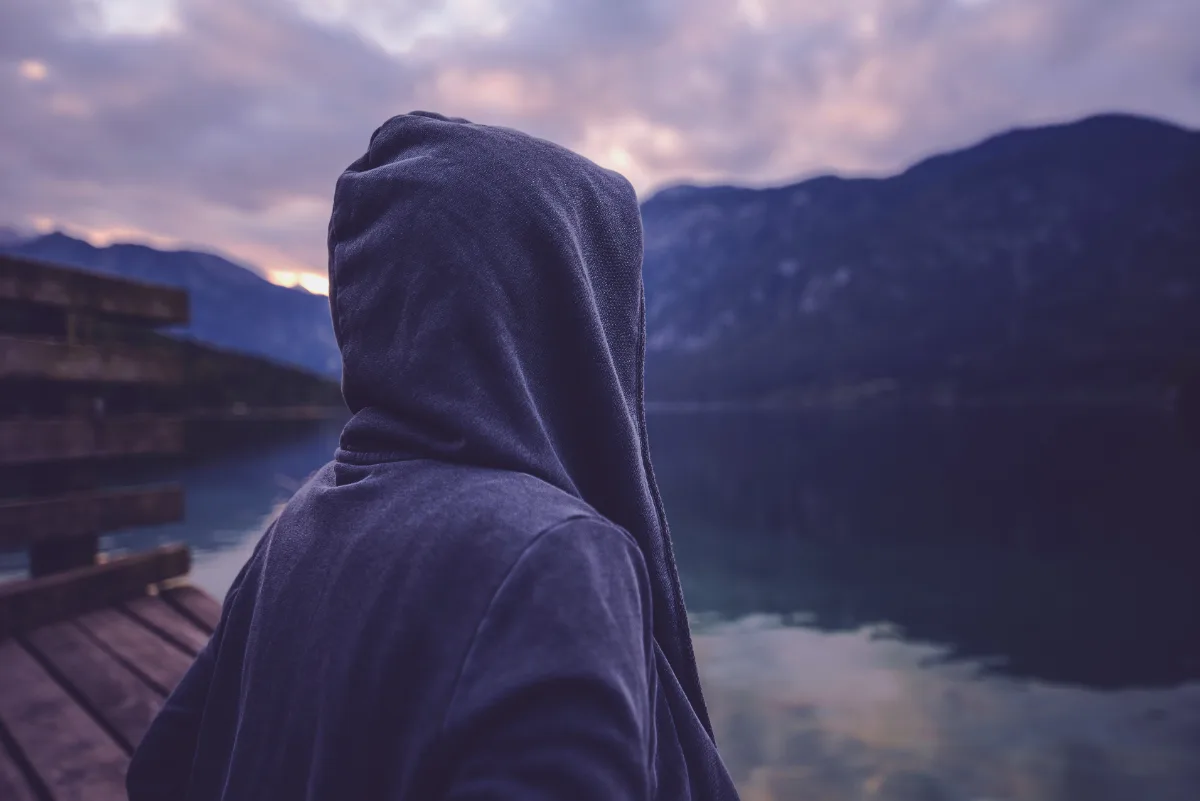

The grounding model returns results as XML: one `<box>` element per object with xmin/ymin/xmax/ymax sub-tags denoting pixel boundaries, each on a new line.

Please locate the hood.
<box><xmin>326</xmin><ymin>111</ymin><xmax>712</xmax><ymax>733</ymax></box>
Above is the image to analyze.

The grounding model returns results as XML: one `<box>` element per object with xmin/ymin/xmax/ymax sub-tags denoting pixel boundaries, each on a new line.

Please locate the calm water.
<box><xmin>46</xmin><ymin>409</ymin><xmax>1200</xmax><ymax>799</ymax></box>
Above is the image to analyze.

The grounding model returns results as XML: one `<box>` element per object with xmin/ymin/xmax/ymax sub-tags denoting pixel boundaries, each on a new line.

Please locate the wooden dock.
<box><xmin>0</xmin><ymin>252</ymin><xmax>346</xmax><ymax>797</ymax></box>
<box><xmin>0</xmin><ymin>254</ymin><xmax>227</xmax><ymax>799</ymax></box>
<box><xmin>0</xmin><ymin>584</ymin><xmax>219</xmax><ymax>800</ymax></box>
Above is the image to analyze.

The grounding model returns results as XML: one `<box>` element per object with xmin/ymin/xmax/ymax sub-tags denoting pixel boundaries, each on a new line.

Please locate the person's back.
<box><xmin>127</xmin><ymin>111</ymin><xmax>740</xmax><ymax>801</ymax></box>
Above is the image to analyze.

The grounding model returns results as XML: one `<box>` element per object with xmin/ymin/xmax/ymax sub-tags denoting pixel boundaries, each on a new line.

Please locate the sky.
<box><xmin>2</xmin><ymin>0</ymin><xmax>1198</xmax><ymax>295</ymax></box>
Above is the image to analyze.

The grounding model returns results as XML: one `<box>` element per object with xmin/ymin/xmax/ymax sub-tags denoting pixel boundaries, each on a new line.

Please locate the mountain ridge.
<box><xmin>640</xmin><ymin>113</ymin><xmax>1200</xmax><ymax>402</ymax></box>
<box><xmin>4</xmin><ymin>112</ymin><xmax>1197</xmax><ymax>399</ymax></box>
<box><xmin>644</xmin><ymin>113</ymin><xmax>1195</xmax><ymax>201</ymax></box>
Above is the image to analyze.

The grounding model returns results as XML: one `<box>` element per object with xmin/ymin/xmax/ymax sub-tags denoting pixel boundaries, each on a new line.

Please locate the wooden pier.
<box><xmin>0</xmin><ymin>254</ymin><xmax>328</xmax><ymax>798</ymax></box>
<box><xmin>0</xmin><ymin>584</ymin><xmax>219</xmax><ymax>800</ymax></box>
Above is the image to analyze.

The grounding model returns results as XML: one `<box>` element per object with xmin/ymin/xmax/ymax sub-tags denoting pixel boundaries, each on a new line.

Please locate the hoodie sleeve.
<box><xmin>440</xmin><ymin>517</ymin><xmax>654</xmax><ymax>801</ymax></box>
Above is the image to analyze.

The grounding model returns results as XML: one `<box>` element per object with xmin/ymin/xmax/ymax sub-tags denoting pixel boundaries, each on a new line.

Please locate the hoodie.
<box><xmin>126</xmin><ymin>111</ymin><xmax>740</xmax><ymax>801</ymax></box>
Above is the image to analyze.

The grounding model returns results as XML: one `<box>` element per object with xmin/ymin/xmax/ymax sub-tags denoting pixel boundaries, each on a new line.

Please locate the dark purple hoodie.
<box><xmin>126</xmin><ymin>111</ymin><xmax>739</xmax><ymax>801</ymax></box>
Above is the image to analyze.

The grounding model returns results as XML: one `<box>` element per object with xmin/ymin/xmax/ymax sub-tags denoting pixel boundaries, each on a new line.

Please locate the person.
<box><xmin>126</xmin><ymin>111</ymin><xmax>741</xmax><ymax>801</ymax></box>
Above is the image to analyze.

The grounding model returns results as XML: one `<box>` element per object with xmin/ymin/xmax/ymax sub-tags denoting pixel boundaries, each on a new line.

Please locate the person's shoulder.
<box><xmin>504</xmin><ymin>515</ymin><xmax>648</xmax><ymax>607</ymax></box>
<box><xmin>450</xmin><ymin>466</ymin><xmax>595</xmax><ymax>521</ymax></box>
<box><xmin>433</xmin><ymin>466</ymin><xmax>620</xmax><ymax>567</ymax></box>
<box><xmin>401</xmin><ymin>468</ymin><xmax>649</xmax><ymax>642</ymax></box>
<box><xmin>282</xmin><ymin>459</ymin><xmax>637</xmax><ymax>593</ymax></box>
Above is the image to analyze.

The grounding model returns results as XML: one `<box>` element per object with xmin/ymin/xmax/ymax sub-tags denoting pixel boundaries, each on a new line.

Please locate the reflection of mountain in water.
<box><xmin>696</xmin><ymin>617</ymin><xmax>1200</xmax><ymax>801</ymax></box>
<box><xmin>10</xmin><ymin>410</ymin><xmax>1193</xmax><ymax>799</ymax></box>
<box><xmin>649</xmin><ymin>408</ymin><xmax>1200</xmax><ymax>689</ymax></box>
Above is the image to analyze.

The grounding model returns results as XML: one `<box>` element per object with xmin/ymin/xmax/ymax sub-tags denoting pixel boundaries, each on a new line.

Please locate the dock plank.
<box><xmin>0</xmin><ymin>739</ymin><xmax>38</xmax><ymax>801</ymax></box>
<box><xmin>0</xmin><ymin>415</ymin><xmax>185</xmax><ymax>466</ymax></box>
<box><xmin>0</xmin><ymin>336</ymin><xmax>182</xmax><ymax>384</ymax></box>
<box><xmin>75</xmin><ymin>609</ymin><xmax>193</xmax><ymax>695</ymax></box>
<box><xmin>0</xmin><ymin>544</ymin><xmax>191</xmax><ymax>640</ymax></box>
<box><xmin>0</xmin><ymin>252</ymin><xmax>189</xmax><ymax>325</ymax></box>
<box><xmin>162</xmin><ymin>585</ymin><xmax>222</xmax><ymax>634</ymax></box>
<box><xmin>0</xmin><ymin>485</ymin><xmax>185</xmax><ymax>552</ymax></box>
<box><xmin>24</xmin><ymin>621</ymin><xmax>164</xmax><ymax>753</ymax></box>
<box><xmin>0</xmin><ymin>639</ymin><xmax>128</xmax><ymax>801</ymax></box>
<box><xmin>122</xmin><ymin>596</ymin><xmax>210</xmax><ymax>656</ymax></box>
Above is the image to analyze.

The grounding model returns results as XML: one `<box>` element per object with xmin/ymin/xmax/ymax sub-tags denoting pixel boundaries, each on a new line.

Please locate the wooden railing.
<box><xmin>0</xmin><ymin>546</ymin><xmax>191</xmax><ymax>640</ymax></box>
<box><xmin>0</xmin><ymin>251</ymin><xmax>337</xmax><ymax>641</ymax></box>
<box><xmin>0</xmin><ymin>256</ymin><xmax>195</xmax><ymax>637</ymax></box>
<box><xmin>0</xmin><ymin>336</ymin><xmax>183</xmax><ymax>383</ymax></box>
<box><xmin>0</xmin><ymin>254</ymin><xmax>189</xmax><ymax>326</ymax></box>
<box><xmin>0</xmin><ymin>416</ymin><xmax>185</xmax><ymax>466</ymax></box>
<box><xmin>0</xmin><ymin>486</ymin><xmax>185</xmax><ymax>550</ymax></box>
<box><xmin>0</xmin><ymin>481</ymin><xmax>189</xmax><ymax>635</ymax></box>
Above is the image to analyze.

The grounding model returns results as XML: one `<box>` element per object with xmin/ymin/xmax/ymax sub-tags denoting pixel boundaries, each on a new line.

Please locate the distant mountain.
<box><xmin>1</xmin><ymin>233</ymin><xmax>340</xmax><ymax>377</ymax></box>
<box><xmin>641</xmin><ymin>114</ymin><xmax>1200</xmax><ymax>402</ymax></box>
<box><xmin>0</xmin><ymin>226</ymin><xmax>30</xmax><ymax>247</ymax></box>
<box><xmin>6</xmin><ymin>113</ymin><xmax>1197</xmax><ymax>399</ymax></box>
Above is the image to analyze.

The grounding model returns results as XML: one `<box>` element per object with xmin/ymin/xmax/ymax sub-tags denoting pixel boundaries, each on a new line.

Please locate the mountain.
<box><xmin>1</xmin><ymin>233</ymin><xmax>340</xmax><ymax>377</ymax></box>
<box><xmin>0</xmin><ymin>226</ymin><xmax>30</xmax><ymax>247</ymax></box>
<box><xmin>5</xmin><ymin>113</ymin><xmax>1197</xmax><ymax>398</ymax></box>
<box><xmin>641</xmin><ymin>114</ymin><xmax>1200</xmax><ymax>402</ymax></box>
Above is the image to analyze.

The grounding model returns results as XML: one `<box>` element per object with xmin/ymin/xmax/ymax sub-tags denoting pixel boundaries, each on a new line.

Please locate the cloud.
<box><xmin>1</xmin><ymin>0</ymin><xmax>1198</xmax><ymax>289</ymax></box>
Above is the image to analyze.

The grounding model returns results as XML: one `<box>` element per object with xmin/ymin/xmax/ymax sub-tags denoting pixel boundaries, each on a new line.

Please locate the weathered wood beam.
<box><xmin>0</xmin><ymin>415</ymin><xmax>184</xmax><ymax>466</ymax></box>
<box><xmin>161</xmin><ymin>585</ymin><xmax>221</xmax><ymax>633</ymax></box>
<box><xmin>121</xmin><ymin>595</ymin><xmax>210</xmax><ymax>656</ymax></box>
<box><xmin>0</xmin><ymin>737</ymin><xmax>38</xmax><ymax>801</ymax></box>
<box><xmin>0</xmin><ymin>254</ymin><xmax>188</xmax><ymax>326</ymax></box>
<box><xmin>0</xmin><ymin>485</ymin><xmax>184</xmax><ymax>552</ymax></box>
<box><xmin>22</xmin><ymin>621</ymin><xmax>165</xmax><ymax>753</ymax></box>
<box><xmin>0</xmin><ymin>336</ymin><xmax>183</xmax><ymax>383</ymax></box>
<box><xmin>186</xmin><ymin>404</ymin><xmax>346</xmax><ymax>422</ymax></box>
<box><xmin>0</xmin><ymin>545</ymin><xmax>191</xmax><ymax>640</ymax></box>
<box><xmin>75</xmin><ymin>608</ymin><xmax>193</xmax><ymax>696</ymax></box>
<box><xmin>0</xmin><ymin>640</ymin><xmax>129</xmax><ymax>800</ymax></box>
<box><xmin>29</xmin><ymin>535</ymin><xmax>100</xmax><ymax>579</ymax></box>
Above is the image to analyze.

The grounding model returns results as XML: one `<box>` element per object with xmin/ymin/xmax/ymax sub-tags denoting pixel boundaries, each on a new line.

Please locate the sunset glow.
<box><xmin>269</xmin><ymin>270</ymin><xmax>330</xmax><ymax>296</ymax></box>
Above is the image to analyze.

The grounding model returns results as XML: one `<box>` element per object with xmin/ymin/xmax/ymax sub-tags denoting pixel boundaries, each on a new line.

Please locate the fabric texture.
<box><xmin>126</xmin><ymin>111</ymin><xmax>739</xmax><ymax>801</ymax></box>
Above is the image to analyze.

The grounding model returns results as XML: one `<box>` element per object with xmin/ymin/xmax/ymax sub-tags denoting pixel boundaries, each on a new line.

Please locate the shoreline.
<box><xmin>645</xmin><ymin>386</ymin><xmax>1177</xmax><ymax>414</ymax></box>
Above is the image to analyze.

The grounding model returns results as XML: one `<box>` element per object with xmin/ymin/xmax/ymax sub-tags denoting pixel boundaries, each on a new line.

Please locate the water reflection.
<box><xmin>650</xmin><ymin>408</ymin><xmax>1200</xmax><ymax>689</ymax></box>
<box><xmin>647</xmin><ymin>408</ymin><xmax>1200</xmax><ymax>799</ymax></box>
<box><xmin>696</xmin><ymin>617</ymin><xmax>1200</xmax><ymax>801</ymax></box>
<box><xmin>8</xmin><ymin>408</ymin><xmax>1196</xmax><ymax>799</ymax></box>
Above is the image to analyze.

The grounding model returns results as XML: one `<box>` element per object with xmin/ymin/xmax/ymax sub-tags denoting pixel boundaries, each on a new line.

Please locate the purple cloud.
<box><xmin>1</xmin><ymin>0</ymin><xmax>1197</xmax><ymax>289</ymax></box>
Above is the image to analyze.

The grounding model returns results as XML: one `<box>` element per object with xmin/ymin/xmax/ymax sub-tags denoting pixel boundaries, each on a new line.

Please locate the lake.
<box><xmin>45</xmin><ymin>408</ymin><xmax>1200</xmax><ymax>800</ymax></box>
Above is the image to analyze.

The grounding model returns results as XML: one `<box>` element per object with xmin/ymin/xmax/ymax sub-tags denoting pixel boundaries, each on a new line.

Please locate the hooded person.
<box><xmin>126</xmin><ymin>111</ymin><xmax>741</xmax><ymax>801</ymax></box>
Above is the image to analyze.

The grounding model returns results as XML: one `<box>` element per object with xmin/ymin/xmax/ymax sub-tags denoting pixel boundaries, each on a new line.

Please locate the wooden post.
<box><xmin>30</xmin><ymin>535</ymin><xmax>99</xmax><ymax>577</ymax></box>
<box><xmin>26</xmin><ymin>460</ymin><xmax>101</xmax><ymax>577</ymax></box>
